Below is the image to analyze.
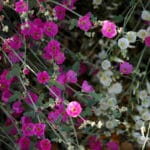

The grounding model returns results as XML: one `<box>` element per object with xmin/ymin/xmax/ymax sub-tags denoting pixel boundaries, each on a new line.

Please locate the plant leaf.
<box><xmin>7</xmin><ymin>64</ymin><xmax>21</xmax><ymax>79</ymax></box>
<box><xmin>9</xmin><ymin>91</ymin><xmax>22</xmax><ymax>103</ymax></box>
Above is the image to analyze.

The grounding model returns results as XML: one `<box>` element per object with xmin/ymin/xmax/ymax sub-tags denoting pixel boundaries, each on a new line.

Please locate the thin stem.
<box><xmin>47</xmin><ymin>0</ymin><xmax>82</xmax><ymax>17</ymax></box>
<box><xmin>18</xmin><ymin>76</ymin><xmax>41</xmax><ymax>123</ymax></box>
<box><xmin>0</xmin><ymin>105</ymin><xmax>20</xmax><ymax>134</ymax></box>
<box><xmin>70</xmin><ymin>117</ymin><xmax>79</xmax><ymax>147</ymax></box>
<box><xmin>135</xmin><ymin>47</ymin><xmax>146</xmax><ymax>72</ymax></box>
<box><xmin>123</xmin><ymin>1</ymin><xmax>138</xmax><ymax>29</ymax></box>
<box><xmin>142</xmin><ymin>58</ymin><xmax>150</xmax><ymax>82</ymax></box>
<box><xmin>139</xmin><ymin>0</ymin><xmax>145</xmax><ymax>9</ymax></box>
<box><xmin>142</xmin><ymin>123</ymin><xmax>150</xmax><ymax>150</ymax></box>
<box><xmin>0</xmin><ymin>127</ymin><xmax>17</xmax><ymax>147</ymax></box>
<box><xmin>29</xmin><ymin>48</ymin><xmax>48</xmax><ymax>70</ymax></box>
<box><xmin>46</xmin><ymin>120</ymin><xmax>68</xmax><ymax>146</ymax></box>
<box><xmin>0</xmin><ymin>139</ymin><xmax>15</xmax><ymax>150</ymax></box>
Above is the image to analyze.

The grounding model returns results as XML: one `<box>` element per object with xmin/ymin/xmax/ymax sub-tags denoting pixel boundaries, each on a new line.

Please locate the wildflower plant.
<box><xmin>0</xmin><ymin>0</ymin><xmax>150</xmax><ymax>150</ymax></box>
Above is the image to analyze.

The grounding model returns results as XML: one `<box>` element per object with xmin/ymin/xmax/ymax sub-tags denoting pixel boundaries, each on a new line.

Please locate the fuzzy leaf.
<box><xmin>82</xmin><ymin>107</ymin><xmax>92</xmax><ymax>117</ymax></box>
<box><xmin>7</xmin><ymin>64</ymin><xmax>21</xmax><ymax>79</ymax></box>
<box><xmin>9</xmin><ymin>91</ymin><xmax>22</xmax><ymax>103</ymax></box>
<box><xmin>69</xmin><ymin>19</ymin><xmax>77</xmax><ymax>30</ymax></box>
<box><xmin>113</xmin><ymin>15</ymin><xmax>123</xmax><ymax>23</ymax></box>
<box><xmin>42</xmin><ymin>98</ymin><xmax>55</xmax><ymax>109</ymax></box>
<box><xmin>146</xmin><ymin>80</ymin><xmax>150</xmax><ymax>94</ymax></box>
<box><xmin>28</xmin><ymin>0</ymin><xmax>37</xmax><ymax>9</ymax></box>
<box><xmin>36</xmin><ymin>93</ymin><xmax>45</xmax><ymax>106</ymax></box>
<box><xmin>24</xmin><ymin>111</ymin><xmax>35</xmax><ymax>118</ymax></box>
<box><xmin>72</xmin><ymin>61</ymin><xmax>80</xmax><ymax>72</ymax></box>
<box><xmin>49</xmin><ymin>80</ymin><xmax>65</xmax><ymax>90</ymax></box>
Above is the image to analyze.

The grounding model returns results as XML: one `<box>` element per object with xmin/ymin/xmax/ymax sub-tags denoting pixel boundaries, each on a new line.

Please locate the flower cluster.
<box><xmin>0</xmin><ymin>0</ymin><xmax>150</xmax><ymax>150</ymax></box>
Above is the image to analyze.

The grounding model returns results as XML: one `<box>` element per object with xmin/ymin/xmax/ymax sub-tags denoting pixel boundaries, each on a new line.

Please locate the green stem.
<box><xmin>0</xmin><ymin>127</ymin><xmax>17</xmax><ymax>147</ymax></box>
<box><xmin>142</xmin><ymin>123</ymin><xmax>150</xmax><ymax>150</ymax></box>
<box><xmin>70</xmin><ymin>117</ymin><xmax>79</xmax><ymax>147</ymax></box>
<box><xmin>48</xmin><ymin>0</ymin><xmax>82</xmax><ymax>17</ymax></box>
<box><xmin>0</xmin><ymin>139</ymin><xmax>16</xmax><ymax>150</ymax></box>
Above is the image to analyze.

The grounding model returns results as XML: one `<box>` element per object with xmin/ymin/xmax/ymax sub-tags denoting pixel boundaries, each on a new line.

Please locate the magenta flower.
<box><xmin>37</xmin><ymin>71</ymin><xmax>50</xmax><ymax>84</ymax></box>
<box><xmin>2</xmin><ymin>39</ymin><xmax>11</xmax><ymax>53</ymax></box>
<box><xmin>30</xmin><ymin>25</ymin><xmax>43</xmax><ymax>40</ymax></box>
<box><xmin>15</xmin><ymin>0</ymin><xmax>29</xmax><ymax>13</ymax></box>
<box><xmin>57</xmin><ymin>73</ymin><xmax>67</xmax><ymax>85</ymax></box>
<box><xmin>54</xmin><ymin>51</ymin><xmax>65</xmax><ymax>65</ymax></box>
<box><xmin>48</xmin><ymin>101</ymin><xmax>67</xmax><ymax>123</ymax></box>
<box><xmin>66</xmin><ymin>101</ymin><xmax>82</xmax><ymax>117</ymax></box>
<box><xmin>56</xmin><ymin>104</ymin><xmax>69</xmax><ymax>122</ymax></box>
<box><xmin>81</xmin><ymin>80</ymin><xmax>94</xmax><ymax>93</ymax></box>
<box><xmin>78</xmin><ymin>15</ymin><xmax>92</xmax><ymax>31</ymax></box>
<box><xmin>76</xmin><ymin>118</ymin><xmax>84</xmax><ymax>128</ymax></box>
<box><xmin>54</xmin><ymin>5</ymin><xmax>66</xmax><ymax>21</ymax></box>
<box><xmin>1</xmin><ymin>89</ymin><xmax>12</xmax><ymax>103</ymax></box>
<box><xmin>9</xmin><ymin>35</ymin><xmax>22</xmax><ymax>50</ymax></box>
<box><xmin>44</xmin><ymin>21</ymin><xmax>58</xmax><ymax>37</ymax></box>
<box><xmin>8</xmin><ymin>51</ymin><xmax>23</xmax><ymax>63</ymax></box>
<box><xmin>44</xmin><ymin>40</ymin><xmax>61</xmax><ymax>57</ymax></box>
<box><xmin>101</xmin><ymin>20</ymin><xmax>117</xmax><ymax>38</ymax></box>
<box><xmin>23</xmin><ymin>68</ymin><xmax>30</xmax><ymax>75</ymax></box>
<box><xmin>33</xmin><ymin>123</ymin><xmax>46</xmax><ymax>137</ymax></box>
<box><xmin>66</xmin><ymin>70</ymin><xmax>77</xmax><ymax>83</ymax></box>
<box><xmin>119</xmin><ymin>61</ymin><xmax>133</xmax><ymax>75</ymax></box>
<box><xmin>9</xmin><ymin>126</ymin><xmax>17</xmax><ymax>136</ymax></box>
<box><xmin>0</xmin><ymin>70</ymin><xmax>13</xmax><ymax>91</ymax></box>
<box><xmin>43</xmin><ymin>52</ymin><xmax>52</xmax><ymax>60</ymax></box>
<box><xmin>88</xmin><ymin>136</ymin><xmax>102</xmax><ymax>150</ymax></box>
<box><xmin>33</xmin><ymin>18</ymin><xmax>44</xmax><ymax>28</ymax></box>
<box><xmin>106</xmin><ymin>141</ymin><xmax>119</xmax><ymax>150</ymax></box>
<box><xmin>145</xmin><ymin>36</ymin><xmax>150</xmax><ymax>47</ymax></box>
<box><xmin>12</xmin><ymin>101</ymin><xmax>24</xmax><ymax>114</ymax></box>
<box><xmin>22</xmin><ymin>123</ymin><xmax>34</xmax><ymax>137</ymax></box>
<box><xmin>21</xmin><ymin>116</ymin><xmax>31</xmax><ymax>124</ymax></box>
<box><xmin>49</xmin><ymin>86</ymin><xmax>62</xmax><ymax>98</ymax></box>
<box><xmin>12</xmin><ymin>112</ymin><xmax>21</xmax><ymax>118</ymax></box>
<box><xmin>21</xmin><ymin>21</ymin><xmax>31</xmax><ymax>36</ymax></box>
<box><xmin>54</xmin><ymin>103</ymin><xmax>69</xmax><ymax>122</ymax></box>
<box><xmin>18</xmin><ymin>136</ymin><xmax>30</xmax><ymax>150</ymax></box>
<box><xmin>5</xmin><ymin>118</ymin><xmax>13</xmax><ymax>126</ymax></box>
<box><xmin>26</xmin><ymin>91</ymin><xmax>38</xmax><ymax>104</ymax></box>
<box><xmin>40</xmin><ymin>139</ymin><xmax>52</xmax><ymax>150</ymax></box>
<box><xmin>79</xmin><ymin>63</ymin><xmax>88</xmax><ymax>75</ymax></box>
<box><xmin>48</xmin><ymin>111</ymin><xmax>59</xmax><ymax>123</ymax></box>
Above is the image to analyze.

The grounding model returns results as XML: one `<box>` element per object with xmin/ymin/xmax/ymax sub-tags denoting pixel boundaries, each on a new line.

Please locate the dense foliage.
<box><xmin>0</xmin><ymin>0</ymin><xmax>150</xmax><ymax>150</ymax></box>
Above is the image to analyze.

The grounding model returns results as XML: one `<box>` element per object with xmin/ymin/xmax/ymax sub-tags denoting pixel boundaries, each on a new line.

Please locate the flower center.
<box><xmin>107</xmin><ymin>27</ymin><xmax>112</xmax><ymax>32</ymax></box>
<box><xmin>26</xmin><ymin>126</ymin><xmax>32</xmax><ymax>131</ymax></box>
<box><xmin>81</xmin><ymin>20</ymin><xmax>86</xmax><ymax>25</ymax></box>
<box><xmin>71</xmin><ymin>107</ymin><xmax>76</xmax><ymax>112</ymax></box>
<box><xmin>52</xmin><ymin>46</ymin><xmax>56</xmax><ymax>51</ymax></box>
<box><xmin>47</xmin><ymin>27</ymin><xmax>52</xmax><ymax>32</ymax></box>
